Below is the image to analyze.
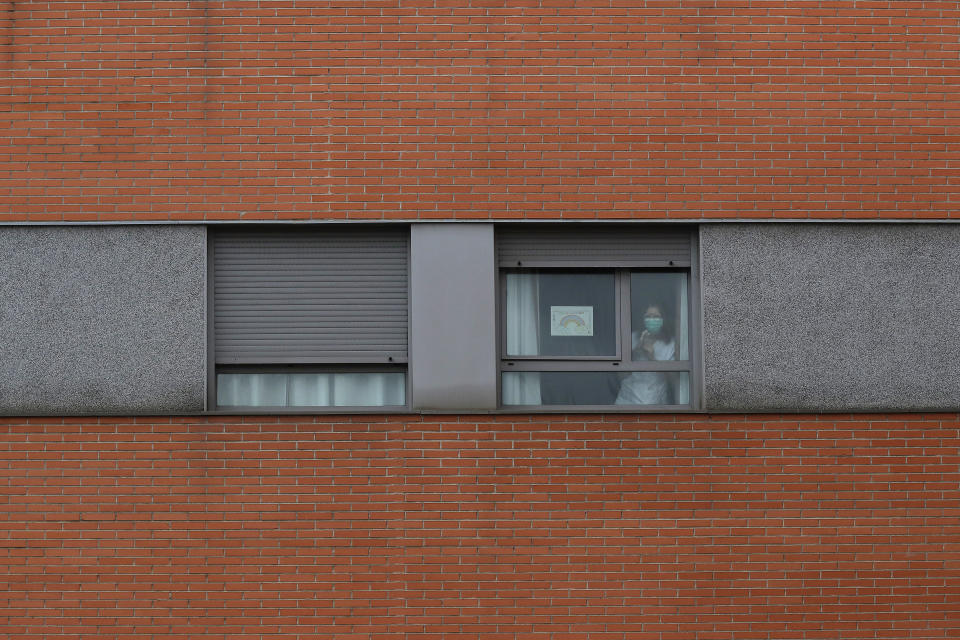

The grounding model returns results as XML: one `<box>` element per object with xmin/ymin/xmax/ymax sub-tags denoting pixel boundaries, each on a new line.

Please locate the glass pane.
<box><xmin>217</xmin><ymin>373</ymin><xmax>287</xmax><ymax>407</ymax></box>
<box><xmin>288</xmin><ymin>373</ymin><xmax>331</xmax><ymax>407</ymax></box>
<box><xmin>502</xmin><ymin>371</ymin><xmax>542</xmax><ymax>405</ymax></box>
<box><xmin>333</xmin><ymin>372</ymin><xmax>405</xmax><ymax>407</ymax></box>
<box><xmin>503</xmin><ymin>372</ymin><xmax>690</xmax><ymax>407</ymax></box>
<box><xmin>630</xmin><ymin>272</ymin><xmax>689</xmax><ymax>362</ymax></box>
<box><xmin>505</xmin><ymin>271</ymin><xmax>616</xmax><ymax>357</ymax></box>
<box><xmin>614</xmin><ymin>372</ymin><xmax>689</xmax><ymax>406</ymax></box>
<box><xmin>218</xmin><ymin>372</ymin><xmax>405</xmax><ymax>408</ymax></box>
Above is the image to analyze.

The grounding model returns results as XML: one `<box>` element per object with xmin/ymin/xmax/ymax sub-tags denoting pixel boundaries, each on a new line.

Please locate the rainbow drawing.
<box><xmin>559</xmin><ymin>314</ymin><xmax>586</xmax><ymax>329</ymax></box>
<box><xmin>550</xmin><ymin>306</ymin><xmax>594</xmax><ymax>337</ymax></box>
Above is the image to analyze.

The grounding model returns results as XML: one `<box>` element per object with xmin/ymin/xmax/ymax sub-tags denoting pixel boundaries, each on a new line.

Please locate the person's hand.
<box><xmin>639</xmin><ymin>329</ymin><xmax>656</xmax><ymax>356</ymax></box>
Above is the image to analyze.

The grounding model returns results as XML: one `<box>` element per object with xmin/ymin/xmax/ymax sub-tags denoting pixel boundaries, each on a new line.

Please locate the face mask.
<box><xmin>644</xmin><ymin>317</ymin><xmax>664</xmax><ymax>334</ymax></box>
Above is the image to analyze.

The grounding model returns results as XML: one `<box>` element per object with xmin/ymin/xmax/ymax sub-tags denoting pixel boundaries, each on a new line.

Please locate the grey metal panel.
<box><xmin>214</xmin><ymin>228</ymin><xmax>408</xmax><ymax>364</ymax></box>
<box><xmin>0</xmin><ymin>225</ymin><xmax>206</xmax><ymax>415</ymax></box>
<box><xmin>702</xmin><ymin>223</ymin><xmax>960</xmax><ymax>412</ymax></box>
<box><xmin>498</xmin><ymin>225</ymin><xmax>691</xmax><ymax>266</ymax></box>
<box><xmin>410</xmin><ymin>224</ymin><xmax>498</xmax><ymax>410</ymax></box>
<box><xmin>690</xmin><ymin>229</ymin><xmax>704</xmax><ymax>410</ymax></box>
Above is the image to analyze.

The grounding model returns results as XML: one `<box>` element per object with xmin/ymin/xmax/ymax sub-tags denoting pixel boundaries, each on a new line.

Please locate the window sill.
<box><xmin>202</xmin><ymin>406</ymin><xmax>700</xmax><ymax>416</ymax></box>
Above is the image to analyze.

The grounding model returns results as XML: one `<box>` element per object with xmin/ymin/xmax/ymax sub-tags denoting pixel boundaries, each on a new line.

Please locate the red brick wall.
<box><xmin>3</xmin><ymin>413</ymin><xmax>958</xmax><ymax>638</ymax></box>
<box><xmin>2</xmin><ymin>1</ymin><xmax>958</xmax><ymax>222</ymax></box>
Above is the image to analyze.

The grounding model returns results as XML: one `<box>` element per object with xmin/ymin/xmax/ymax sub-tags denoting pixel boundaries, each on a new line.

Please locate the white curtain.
<box><xmin>502</xmin><ymin>273</ymin><xmax>541</xmax><ymax>405</ymax></box>
<box><xmin>289</xmin><ymin>373</ymin><xmax>331</xmax><ymax>406</ymax></box>
<box><xmin>218</xmin><ymin>373</ymin><xmax>404</xmax><ymax>408</ymax></box>
<box><xmin>217</xmin><ymin>373</ymin><xmax>287</xmax><ymax>407</ymax></box>
<box><xmin>333</xmin><ymin>373</ymin><xmax>404</xmax><ymax>407</ymax></box>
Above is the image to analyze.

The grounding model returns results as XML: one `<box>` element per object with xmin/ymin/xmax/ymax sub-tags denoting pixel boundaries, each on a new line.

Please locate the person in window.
<box><xmin>616</xmin><ymin>304</ymin><xmax>675</xmax><ymax>405</ymax></box>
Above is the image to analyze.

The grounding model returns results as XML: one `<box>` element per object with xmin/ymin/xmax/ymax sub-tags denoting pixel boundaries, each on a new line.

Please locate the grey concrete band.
<box><xmin>701</xmin><ymin>223</ymin><xmax>960</xmax><ymax>411</ymax></box>
<box><xmin>0</xmin><ymin>225</ymin><xmax>206</xmax><ymax>415</ymax></box>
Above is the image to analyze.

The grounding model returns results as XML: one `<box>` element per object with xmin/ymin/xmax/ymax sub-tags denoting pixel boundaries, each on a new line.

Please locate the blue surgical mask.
<box><xmin>644</xmin><ymin>317</ymin><xmax>664</xmax><ymax>333</ymax></box>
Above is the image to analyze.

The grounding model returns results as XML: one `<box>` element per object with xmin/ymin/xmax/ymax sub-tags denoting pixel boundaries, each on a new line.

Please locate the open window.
<box><xmin>498</xmin><ymin>226</ymin><xmax>699</xmax><ymax>409</ymax></box>
<box><xmin>210</xmin><ymin>227</ymin><xmax>409</xmax><ymax>411</ymax></box>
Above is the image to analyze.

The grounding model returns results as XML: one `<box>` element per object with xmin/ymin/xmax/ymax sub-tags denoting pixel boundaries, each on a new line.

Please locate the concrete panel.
<box><xmin>410</xmin><ymin>224</ymin><xmax>497</xmax><ymax>410</ymax></box>
<box><xmin>0</xmin><ymin>225</ymin><xmax>206</xmax><ymax>414</ymax></box>
<box><xmin>702</xmin><ymin>224</ymin><xmax>960</xmax><ymax>411</ymax></box>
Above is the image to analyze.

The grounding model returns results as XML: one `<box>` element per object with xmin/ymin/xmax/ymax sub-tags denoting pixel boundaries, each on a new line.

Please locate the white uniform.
<box><xmin>615</xmin><ymin>338</ymin><xmax>675</xmax><ymax>405</ymax></box>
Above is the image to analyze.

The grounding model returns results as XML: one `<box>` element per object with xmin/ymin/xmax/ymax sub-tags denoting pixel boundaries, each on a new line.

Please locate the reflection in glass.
<box><xmin>505</xmin><ymin>271</ymin><xmax>616</xmax><ymax>357</ymax></box>
<box><xmin>218</xmin><ymin>372</ymin><xmax>405</xmax><ymax>407</ymax></box>
<box><xmin>630</xmin><ymin>272</ymin><xmax>688</xmax><ymax>362</ymax></box>
<box><xmin>503</xmin><ymin>372</ymin><xmax>690</xmax><ymax>407</ymax></box>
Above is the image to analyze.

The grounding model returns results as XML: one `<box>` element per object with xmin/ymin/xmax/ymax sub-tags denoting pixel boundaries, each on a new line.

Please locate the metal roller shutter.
<box><xmin>213</xmin><ymin>228</ymin><xmax>408</xmax><ymax>364</ymax></box>
<box><xmin>497</xmin><ymin>225</ymin><xmax>692</xmax><ymax>267</ymax></box>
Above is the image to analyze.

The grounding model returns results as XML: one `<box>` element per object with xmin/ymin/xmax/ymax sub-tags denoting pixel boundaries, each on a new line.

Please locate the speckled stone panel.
<box><xmin>0</xmin><ymin>226</ymin><xmax>206</xmax><ymax>415</ymax></box>
<box><xmin>701</xmin><ymin>224</ymin><xmax>960</xmax><ymax>412</ymax></box>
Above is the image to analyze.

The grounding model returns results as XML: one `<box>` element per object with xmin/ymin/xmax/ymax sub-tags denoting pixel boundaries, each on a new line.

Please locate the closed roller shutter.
<box><xmin>214</xmin><ymin>228</ymin><xmax>408</xmax><ymax>364</ymax></box>
<box><xmin>498</xmin><ymin>225</ymin><xmax>691</xmax><ymax>267</ymax></box>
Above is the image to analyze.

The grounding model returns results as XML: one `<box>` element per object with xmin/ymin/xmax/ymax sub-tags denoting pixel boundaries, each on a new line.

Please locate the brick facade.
<box><xmin>4</xmin><ymin>413</ymin><xmax>959</xmax><ymax>638</ymax></box>
<box><xmin>3</xmin><ymin>3</ymin><xmax>959</xmax><ymax>638</ymax></box>
<box><xmin>2</xmin><ymin>1</ymin><xmax>958</xmax><ymax>222</ymax></box>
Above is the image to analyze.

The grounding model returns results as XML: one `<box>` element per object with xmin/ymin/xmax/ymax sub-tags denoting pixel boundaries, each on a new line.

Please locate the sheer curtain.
<box><xmin>502</xmin><ymin>273</ymin><xmax>541</xmax><ymax>405</ymax></box>
<box><xmin>333</xmin><ymin>373</ymin><xmax>404</xmax><ymax>407</ymax></box>
<box><xmin>217</xmin><ymin>373</ymin><xmax>286</xmax><ymax>407</ymax></box>
<box><xmin>217</xmin><ymin>372</ymin><xmax>405</xmax><ymax>408</ymax></box>
<box><xmin>289</xmin><ymin>373</ymin><xmax>331</xmax><ymax>406</ymax></box>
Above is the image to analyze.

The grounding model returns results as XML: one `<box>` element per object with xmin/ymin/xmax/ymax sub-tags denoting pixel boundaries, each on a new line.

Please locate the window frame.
<box><xmin>496</xmin><ymin>229</ymin><xmax>701</xmax><ymax>411</ymax></box>
<box><xmin>205</xmin><ymin>223</ymin><xmax>701</xmax><ymax>414</ymax></box>
<box><xmin>205</xmin><ymin>226</ymin><xmax>412</xmax><ymax>413</ymax></box>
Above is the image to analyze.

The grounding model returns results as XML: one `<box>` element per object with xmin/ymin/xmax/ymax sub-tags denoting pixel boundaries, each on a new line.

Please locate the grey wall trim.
<box><xmin>702</xmin><ymin>223</ymin><xmax>960</xmax><ymax>412</ymax></box>
<box><xmin>8</xmin><ymin>219</ymin><xmax>960</xmax><ymax>228</ymax></box>
<box><xmin>689</xmin><ymin>229</ymin><xmax>704</xmax><ymax>410</ymax></box>
<box><xmin>696</xmin><ymin>226</ymin><xmax>708</xmax><ymax>409</ymax></box>
<box><xmin>410</xmin><ymin>224</ymin><xmax>498</xmax><ymax>410</ymax></box>
<box><xmin>202</xmin><ymin>226</ymin><xmax>209</xmax><ymax>411</ymax></box>
<box><xmin>0</xmin><ymin>225</ymin><xmax>206</xmax><ymax>415</ymax></box>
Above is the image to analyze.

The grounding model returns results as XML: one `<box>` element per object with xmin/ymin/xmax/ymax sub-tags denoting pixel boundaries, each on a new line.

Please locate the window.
<box><xmin>210</xmin><ymin>227</ymin><xmax>409</xmax><ymax>410</ymax></box>
<box><xmin>498</xmin><ymin>226</ymin><xmax>698</xmax><ymax>409</ymax></box>
<box><xmin>209</xmin><ymin>223</ymin><xmax>697</xmax><ymax>413</ymax></box>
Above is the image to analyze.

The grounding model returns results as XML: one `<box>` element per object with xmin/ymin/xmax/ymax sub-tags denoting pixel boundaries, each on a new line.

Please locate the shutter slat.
<box><xmin>498</xmin><ymin>226</ymin><xmax>691</xmax><ymax>265</ymax></box>
<box><xmin>214</xmin><ymin>228</ymin><xmax>408</xmax><ymax>364</ymax></box>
